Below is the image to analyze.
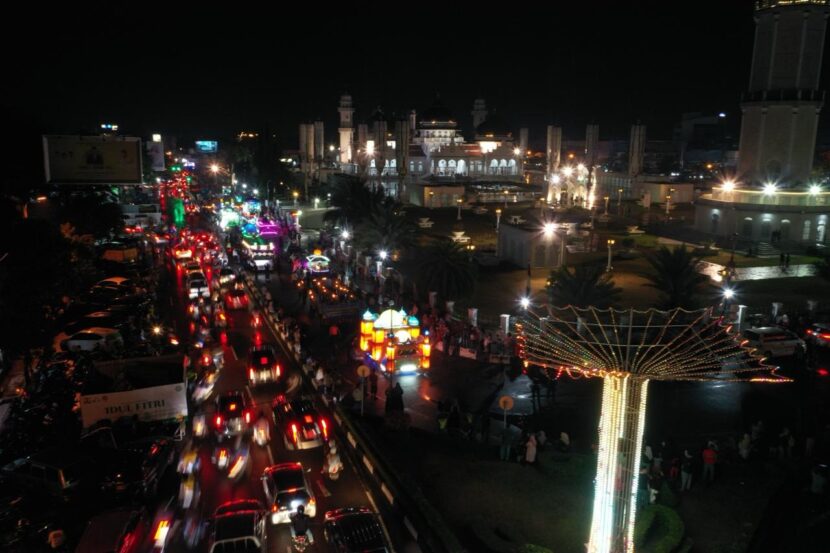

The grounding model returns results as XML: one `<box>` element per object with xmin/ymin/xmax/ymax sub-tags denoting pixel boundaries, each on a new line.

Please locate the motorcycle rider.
<box><xmin>290</xmin><ymin>504</ymin><xmax>314</xmax><ymax>544</ymax></box>
<box><xmin>179</xmin><ymin>473</ymin><xmax>200</xmax><ymax>509</ymax></box>
<box><xmin>322</xmin><ymin>442</ymin><xmax>343</xmax><ymax>479</ymax></box>
<box><xmin>253</xmin><ymin>409</ymin><xmax>270</xmax><ymax>445</ymax></box>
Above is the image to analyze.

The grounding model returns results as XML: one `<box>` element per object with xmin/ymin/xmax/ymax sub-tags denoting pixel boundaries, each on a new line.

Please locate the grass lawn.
<box><xmin>362</xmin><ymin>420</ymin><xmax>594</xmax><ymax>553</ymax></box>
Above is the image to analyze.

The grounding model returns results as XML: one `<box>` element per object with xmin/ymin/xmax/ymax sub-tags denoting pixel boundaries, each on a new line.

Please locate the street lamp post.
<box><xmin>293</xmin><ymin>190</ymin><xmax>299</xmax><ymax>207</ymax></box>
<box><xmin>606</xmin><ymin>239</ymin><xmax>615</xmax><ymax>272</ymax></box>
<box><xmin>617</xmin><ymin>188</ymin><xmax>623</xmax><ymax>215</ymax></box>
<box><xmin>456</xmin><ymin>198</ymin><xmax>463</xmax><ymax>221</ymax></box>
<box><xmin>429</xmin><ymin>191</ymin><xmax>435</xmax><ymax>207</ymax></box>
<box><xmin>604</xmin><ymin>195</ymin><xmax>610</xmax><ymax>216</ymax></box>
<box><xmin>503</xmin><ymin>189</ymin><xmax>509</xmax><ymax>208</ymax></box>
<box><xmin>495</xmin><ymin>208</ymin><xmax>502</xmax><ymax>233</ymax></box>
<box><xmin>314</xmin><ymin>197</ymin><xmax>320</xmax><ymax>209</ymax></box>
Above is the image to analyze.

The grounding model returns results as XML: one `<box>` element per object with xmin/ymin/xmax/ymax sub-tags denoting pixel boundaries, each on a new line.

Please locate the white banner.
<box><xmin>80</xmin><ymin>383</ymin><xmax>188</xmax><ymax>428</ymax></box>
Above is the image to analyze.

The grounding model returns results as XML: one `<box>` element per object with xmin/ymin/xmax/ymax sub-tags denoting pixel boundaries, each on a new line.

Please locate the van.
<box><xmin>742</xmin><ymin>326</ymin><xmax>806</xmax><ymax>358</ymax></box>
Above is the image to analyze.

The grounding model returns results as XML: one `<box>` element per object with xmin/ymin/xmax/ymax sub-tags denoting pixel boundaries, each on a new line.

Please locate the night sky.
<box><xmin>5</xmin><ymin>1</ymin><xmax>830</xmax><ymax>157</ymax></box>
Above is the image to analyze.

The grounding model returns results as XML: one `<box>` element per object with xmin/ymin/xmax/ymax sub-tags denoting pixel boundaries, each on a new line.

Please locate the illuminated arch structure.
<box><xmin>516</xmin><ymin>306</ymin><xmax>785</xmax><ymax>553</ymax></box>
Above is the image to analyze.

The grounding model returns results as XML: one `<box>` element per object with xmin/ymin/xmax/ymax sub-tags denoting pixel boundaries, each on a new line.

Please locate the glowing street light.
<box><xmin>606</xmin><ymin>239</ymin><xmax>615</xmax><ymax>272</ymax></box>
<box><xmin>513</xmin><ymin>147</ymin><xmax>521</xmax><ymax>157</ymax></box>
<box><xmin>763</xmin><ymin>182</ymin><xmax>777</xmax><ymax>196</ymax></box>
<box><xmin>293</xmin><ymin>190</ymin><xmax>299</xmax><ymax>206</ymax></box>
<box><xmin>379</xmin><ymin>250</ymin><xmax>388</xmax><ymax>261</ymax></box>
<box><xmin>723</xmin><ymin>288</ymin><xmax>735</xmax><ymax>300</ymax></box>
<box><xmin>503</xmin><ymin>189</ymin><xmax>509</xmax><ymax>208</ymax></box>
<box><xmin>456</xmin><ymin>198</ymin><xmax>463</xmax><ymax>221</ymax></box>
<box><xmin>562</xmin><ymin>166</ymin><xmax>574</xmax><ymax>178</ymax></box>
<box><xmin>543</xmin><ymin>222</ymin><xmax>556</xmax><ymax>237</ymax></box>
<box><xmin>314</xmin><ymin>197</ymin><xmax>320</xmax><ymax>209</ymax></box>
<box><xmin>722</xmin><ymin>180</ymin><xmax>736</xmax><ymax>193</ymax></box>
<box><xmin>341</xmin><ymin>230</ymin><xmax>350</xmax><ymax>240</ymax></box>
<box><xmin>519</xmin><ymin>296</ymin><xmax>530</xmax><ymax>310</ymax></box>
<box><xmin>604</xmin><ymin>195</ymin><xmax>610</xmax><ymax>215</ymax></box>
<box><xmin>809</xmin><ymin>184</ymin><xmax>822</xmax><ymax>195</ymax></box>
<box><xmin>617</xmin><ymin>187</ymin><xmax>624</xmax><ymax>214</ymax></box>
<box><xmin>495</xmin><ymin>208</ymin><xmax>502</xmax><ymax>233</ymax></box>
<box><xmin>210</xmin><ymin>164</ymin><xmax>220</xmax><ymax>174</ymax></box>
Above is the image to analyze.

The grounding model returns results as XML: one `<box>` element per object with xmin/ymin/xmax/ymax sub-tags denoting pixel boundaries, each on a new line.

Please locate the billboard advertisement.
<box><xmin>195</xmin><ymin>140</ymin><xmax>218</xmax><ymax>153</ymax></box>
<box><xmin>80</xmin><ymin>382</ymin><xmax>188</xmax><ymax>428</ymax></box>
<box><xmin>146</xmin><ymin>138</ymin><xmax>166</xmax><ymax>172</ymax></box>
<box><xmin>43</xmin><ymin>135</ymin><xmax>143</xmax><ymax>185</ymax></box>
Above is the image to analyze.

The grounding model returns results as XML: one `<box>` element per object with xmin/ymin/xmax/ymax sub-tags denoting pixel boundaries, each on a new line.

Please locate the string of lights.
<box><xmin>517</xmin><ymin>306</ymin><xmax>787</xmax><ymax>553</ymax></box>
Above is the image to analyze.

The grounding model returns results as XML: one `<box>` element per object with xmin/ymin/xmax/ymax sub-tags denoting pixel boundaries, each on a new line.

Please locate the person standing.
<box><xmin>368</xmin><ymin>368</ymin><xmax>379</xmax><ymax>400</ymax></box>
<box><xmin>680</xmin><ymin>450</ymin><xmax>694</xmax><ymax>491</ymax></box>
<box><xmin>702</xmin><ymin>442</ymin><xmax>717</xmax><ymax>483</ymax></box>
<box><xmin>524</xmin><ymin>434</ymin><xmax>538</xmax><ymax>466</ymax></box>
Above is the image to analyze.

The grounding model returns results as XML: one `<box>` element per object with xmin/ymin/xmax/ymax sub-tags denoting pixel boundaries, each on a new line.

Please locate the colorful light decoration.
<box><xmin>359</xmin><ymin>308</ymin><xmax>429</xmax><ymax>373</ymax></box>
<box><xmin>517</xmin><ymin>306</ymin><xmax>785</xmax><ymax>553</ymax></box>
<box><xmin>306</xmin><ymin>254</ymin><xmax>330</xmax><ymax>274</ymax></box>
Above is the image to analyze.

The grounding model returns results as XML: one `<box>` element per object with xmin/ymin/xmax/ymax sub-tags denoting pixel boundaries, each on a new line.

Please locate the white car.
<box><xmin>61</xmin><ymin>327</ymin><xmax>124</xmax><ymax>353</ymax></box>
<box><xmin>742</xmin><ymin>327</ymin><xmax>806</xmax><ymax>358</ymax></box>
<box><xmin>187</xmin><ymin>273</ymin><xmax>210</xmax><ymax>299</ymax></box>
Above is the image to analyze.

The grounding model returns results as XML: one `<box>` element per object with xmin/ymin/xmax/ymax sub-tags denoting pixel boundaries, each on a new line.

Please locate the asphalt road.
<box><xmin>164</xmin><ymin>261</ymin><xmax>384</xmax><ymax>553</ymax></box>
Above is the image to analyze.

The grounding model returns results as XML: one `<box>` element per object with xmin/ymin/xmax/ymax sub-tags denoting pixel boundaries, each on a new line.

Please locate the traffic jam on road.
<box><xmin>0</xmin><ymin>212</ymin><xmax>391</xmax><ymax>552</ymax></box>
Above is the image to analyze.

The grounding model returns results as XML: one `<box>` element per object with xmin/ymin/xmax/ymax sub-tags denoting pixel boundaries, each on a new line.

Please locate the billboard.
<box><xmin>195</xmin><ymin>140</ymin><xmax>218</xmax><ymax>153</ymax></box>
<box><xmin>80</xmin><ymin>382</ymin><xmax>188</xmax><ymax>428</ymax></box>
<box><xmin>43</xmin><ymin>135</ymin><xmax>143</xmax><ymax>185</ymax></box>
<box><xmin>146</xmin><ymin>138</ymin><xmax>166</xmax><ymax>172</ymax></box>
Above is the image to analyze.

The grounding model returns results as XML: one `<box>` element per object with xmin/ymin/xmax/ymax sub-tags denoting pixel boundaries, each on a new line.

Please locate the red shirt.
<box><xmin>702</xmin><ymin>448</ymin><xmax>717</xmax><ymax>465</ymax></box>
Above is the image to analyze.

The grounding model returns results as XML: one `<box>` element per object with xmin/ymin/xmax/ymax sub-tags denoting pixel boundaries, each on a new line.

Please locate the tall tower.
<box><xmin>519</xmin><ymin>128</ymin><xmax>529</xmax><ymax>155</ymax></box>
<box><xmin>471</xmin><ymin>98</ymin><xmax>488</xmax><ymax>129</ymax></box>
<box><xmin>313</xmin><ymin>121</ymin><xmax>324</xmax><ymax>162</ymax></box>
<box><xmin>585</xmin><ymin>124</ymin><xmax>599</xmax><ymax>166</ymax></box>
<box><xmin>738</xmin><ymin>0</ymin><xmax>829</xmax><ymax>185</ymax></box>
<box><xmin>338</xmin><ymin>94</ymin><xmax>355</xmax><ymax>164</ymax></box>
<box><xmin>546</xmin><ymin>126</ymin><xmax>562</xmax><ymax>203</ymax></box>
<box><xmin>628</xmin><ymin>123</ymin><xmax>646</xmax><ymax>177</ymax></box>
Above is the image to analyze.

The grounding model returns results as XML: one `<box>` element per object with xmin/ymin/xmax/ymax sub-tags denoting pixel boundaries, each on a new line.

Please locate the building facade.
<box><xmin>694</xmin><ymin>0</ymin><xmax>830</xmax><ymax>245</ymax></box>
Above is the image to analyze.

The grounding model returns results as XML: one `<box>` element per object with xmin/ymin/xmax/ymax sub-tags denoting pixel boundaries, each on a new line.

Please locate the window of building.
<box><xmin>741</xmin><ymin>217</ymin><xmax>753</xmax><ymax>237</ymax></box>
<box><xmin>803</xmin><ymin>219</ymin><xmax>812</xmax><ymax>240</ymax></box>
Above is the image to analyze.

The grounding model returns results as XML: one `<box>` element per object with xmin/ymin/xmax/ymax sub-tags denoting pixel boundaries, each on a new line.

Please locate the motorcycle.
<box><xmin>212</xmin><ymin>438</ymin><xmax>249</xmax><ymax>481</ymax></box>
<box><xmin>291</xmin><ymin>533</ymin><xmax>310</xmax><ymax>553</ymax></box>
<box><xmin>253</xmin><ymin>419</ymin><xmax>270</xmax><ymax>447</ymax></box>
<box><xmin>179</xmin><ymin>474</ymin><xmax>200</xmax><ymax>510</ymax></box>
<box><xmin>323</xmin><ymin>444</ymin><xmax>343</xmax><ymax>481</ymax></box>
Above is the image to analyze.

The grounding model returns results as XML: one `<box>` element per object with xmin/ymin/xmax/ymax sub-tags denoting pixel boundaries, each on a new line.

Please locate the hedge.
<box><xmin>634</xmin><ymin>504</ymin><xmax>685</xmax><ymax>553</ymax></box>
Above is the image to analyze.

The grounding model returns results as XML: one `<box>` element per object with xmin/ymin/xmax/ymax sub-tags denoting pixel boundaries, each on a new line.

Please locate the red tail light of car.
<box><xmin>291</xmin><ymin>423</ymin><xmax>299</xmax><ymax>443</ymax></box>
<box><xmin>276</xmin><ymin>365</ymin><xmax>281</xmax><ymax>378</ymax></box>
<box><xmin>321</xmin><ymin>418</ymin><xmax>328</xmax><ymax>439</ymax></box>
<box><xmin>820</xmin><ymin>333</ymin><xmax>830</xmax><ymax>340</ymax></box>
<box><xmin>214</xmin><ymin>415</ymin><xmax>223</xmax><ymax>428</ymax></box>
<box><xmin>244</xmin><ymin>411</ymin><xmax>252</xmax><ymax>424</ymax></box>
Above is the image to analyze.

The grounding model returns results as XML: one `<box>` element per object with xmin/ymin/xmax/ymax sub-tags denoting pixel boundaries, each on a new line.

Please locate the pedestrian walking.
<box><xmin>648</xmin><ymin>468</ymin><xmax>664</xmax><ymax>504</ymax></box>
<box><xmin>779</xmin><ymin>252</ymin><xmax>785</xmax><ymax>267</ymax></box>
<box><xmin>702</xmin><ymin>442</ymin><xmax>717</xmax><ymax>483</ymax></box>
<box><xmin>680</xmin><ymin>450</ymin><xmax>694</xmax><ymax>491</ymax></box>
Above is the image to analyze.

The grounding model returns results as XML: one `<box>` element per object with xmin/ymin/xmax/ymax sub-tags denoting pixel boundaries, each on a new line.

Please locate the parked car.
<box><xmin>75</xmin><ymin>508</ymin><xmax>148</xmax><ymax>553</ymax></box>
<box><xmin>208</xmin><ymin>500</ymin><xmax>267</xmax><ymax>553</ymax></box>
<box><xmin>805</xmin><ymin>322</ymin><xmax>830</xmax><ymax>348</ymax></box>
<box><xmin>64</xmin><ymin>310</ymin><xmax>132</xmax><ymax>335</ymax></box>
<box><xmin>261</xmin><ymin>462</ymin><xmax>316</xmax><ymax>524</ymax></box>
<box><xmin>272</xmin><ymin>397</ymin><xmax>328</xmax><ymax>450</ymax></box>
<box><xmin>742</xmin><ymin>326</ymin><xmax>806</xmax><ymax>358</ymax></box>
<box><xmin>323</xmin><ymin>507</ymin><xmax>391</xmax><ymax>552</ymax></box>
<box><xmin>1</xmin><ymin>450</ymin><xmax>91</xmax><ymax>502</ymax></box>
<box><xmin>61</xmin><ymin>327</ymin><xmax>124</xmax><ymax>353</ymax></box>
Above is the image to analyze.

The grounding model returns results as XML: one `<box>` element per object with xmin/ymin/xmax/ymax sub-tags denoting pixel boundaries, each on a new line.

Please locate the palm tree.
<box><xmin>411</xmin><ymin>239</ymin><xmax>478</xmax><ymax>302</ymax></box>
<box><xmin>815</xmin><ymin>255</ymin><xmax>830</xmax><ymax>281</ymax></box>
<box><xmin>642</xmin><ymin>245</ymin><xmax>710</xmax><ymax>309</ymax></box>
<box><xmin>324</xmin><ymin>175</ymin><xmax>386</xmax><ymax>227</ymax></box>
<box><xmin>355</xmin><ymin>202</ymin><xmax>417</xmax><ymax>254</ymax></box>
<box><xmin>547</xmin><ymin>264</ymin><xmax>622</xmax><ymax>309</ymax></box>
